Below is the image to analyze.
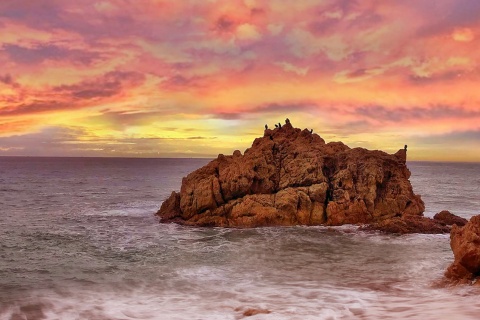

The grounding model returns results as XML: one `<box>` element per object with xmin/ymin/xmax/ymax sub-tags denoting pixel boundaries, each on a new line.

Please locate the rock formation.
<box><xmin>361</xmin><ymin>215</ymin><xmax>450</xmax><ymax>234</ymax></box>
<box><xmin>362</xmin><ymin>210</ymin><xmax>467</xmax><ymax>234</ymax></box>
<box><xmin>434</xmin><ymin>210</ymin><xmax>468</xmax><ymax>227</ymax></box>
<box><xmin>445</xmin><ymin>215</ymin><xmax>480</xmax><ymax>284</ymax></box>
<box><xmin>156</xmin><ymin>121</ymin><xmax>436</xmax><ymax>229</ymax></box>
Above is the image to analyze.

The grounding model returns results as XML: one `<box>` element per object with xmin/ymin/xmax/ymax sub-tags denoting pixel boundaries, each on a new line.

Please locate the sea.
<box><xmin>0</xmin><ymin>157</ymin><xmax>479</xmax><ymax>320</ymax></box>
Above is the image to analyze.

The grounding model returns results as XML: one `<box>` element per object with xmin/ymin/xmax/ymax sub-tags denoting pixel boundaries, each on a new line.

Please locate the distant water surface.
<box><xmin>0</xmin><ymin>157</ymin><xmax>479</xmax><ymax>319</ymax></box>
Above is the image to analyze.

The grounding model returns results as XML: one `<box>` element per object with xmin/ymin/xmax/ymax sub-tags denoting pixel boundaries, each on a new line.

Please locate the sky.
<box><xmin>0</xmin><ymin>0</ymin><xmax>479</xmax><ymax>161</ymax></box>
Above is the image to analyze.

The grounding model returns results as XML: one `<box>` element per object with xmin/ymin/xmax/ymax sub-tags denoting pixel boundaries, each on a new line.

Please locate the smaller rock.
<box><xmin>235</xmin><ymin>307</ymin><xmax>271</xmax><ymax>317</ymax></box>
<box><xmin>156</xmin><ymin>191</ymin><xmax>181</xmax><ymax>221</ymax></box>
<box><xmin>445</xmin><ymin>215</ymin><xmax>480</xmax><ymax>284</ymax></box>
<box><xmin>362</xmin><ymin>215</ymin><xmax>450</xmax><ymax>234</ymax></box>
<box><xmin>434</xmin><ymin>210</ymin><xmax>467</xmax><ymax>227</ymax></box>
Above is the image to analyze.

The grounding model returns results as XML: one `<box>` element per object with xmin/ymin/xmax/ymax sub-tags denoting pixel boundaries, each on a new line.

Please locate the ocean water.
<box><xmin>0</xmin><ymin>157</ymin><xmax>479</xmax><ymax>320</ymax></box>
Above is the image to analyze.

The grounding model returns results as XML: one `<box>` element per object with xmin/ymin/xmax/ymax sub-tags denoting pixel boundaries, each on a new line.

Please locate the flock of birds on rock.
<box><xmin>263</xmin><ymin>119</ymin><xmax>406</xmax><ymax>154</ymax></box>
<box><xmin>264</xmin><ymin>118</ymin><xmax>313</xmax><ymax>134</ymax></box>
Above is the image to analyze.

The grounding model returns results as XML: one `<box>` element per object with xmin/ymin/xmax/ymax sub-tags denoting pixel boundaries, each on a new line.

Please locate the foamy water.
<box><xmin>0</xmin><ymin>158</ymin><xmax>479</xmax><ymax>319</ymax></box>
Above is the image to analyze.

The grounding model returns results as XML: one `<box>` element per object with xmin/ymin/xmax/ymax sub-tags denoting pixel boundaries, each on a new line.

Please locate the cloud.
<box><xmin>186</xmin><ymin>136</ymin><xmax>216</xmax><ymax>140</ymax></box>
<box><xmin>334</xmin><ymin>67</ymin><xmax>384</xmax><ymax>83</ymax></box>
<box><xmin>211</xmin><ymin>101</ymin><xmax>318</xmax><ymax>120</ymax></box>
<box><xmin>2</xmin><ymin>43</ymin><xmax>102</xmax><ymax>65</ymax></box>
<box><xmin>414</xmin><ymin>0</ymin><xmax>480</xmax><ymax>37</ymax></box>
<box><xmin>0</xmin><ymin>126</ymin><xmax>90</xmax><ymax>156</ymax></box>
<box><xmin>408</xmin><ymin>70</ymin><xmax>465</xmax><ymax>84</ymax></box>
<box><xmin>276</xmin><ymin>62</ymin><xmax>309</xmax><ymax>76</ymax></box>
<box><xmin>452</xmin><ymin>28</ymin><xmax>475</xmax><ymax>42</ymax></box>
<box><xmin>211</xmin><ymin>112</ymin><xmax>244</xmax><ymax>120</ymax></box>
<box><xmin>417</xmin><ymin>129</ymin><xmax>480</xmax><ymax>143</ymax></box>
<box><xmin>84</xmin><ymin>110</ymin><xmax>163</xmax><ymax>130</ymax></box>
<box><xmin>255</xmin><ymin>102</ymin><xmax>318</xmax><ymax>113</ymax></box>
<box><xmin>0</xmin><ymin>126</ymin><xmax>222</xmax><ymax>157</ymax></box>
<box><xmin>0</xmin><ymin>74</ymin><xmax>20</xmax><ymax>88</ymax></box>
<box><xmin>159</xmin><ymin>74</ymin><xmax>210</xmax><ymax>92</ymax></box>
<box><xmin>214</xmin><ymin>14</ymin><xmax>238</xmax><ymax>33</ymax></box>
<box><xmin>0</xmin><ymin>74</ymin><xmax>14</xmax><ymax>85</ymax></box>
<box><xmin>56</xmin><ymin>71</ymin><xmax>145</xmax><ymax>99</ymax></box>
<box><xmin>354</xmin><ymin>105</ymin><xmax>480</xmax><ymax>122</ymax></box>
<box><xmin>322</xmin><ymin>120</ymin><xmax>375</xmax><ymax>135</ymax></box>
<box><xmin>236</xmin><ymin>23</ymin><xmax>262</xmax><ymax>41</ymax></box>
<box><xmin>0</xmin><ymin>71</ymin><xmax>145</xmax><ymax>116</ymax></box>
<box><xmin>0</xmin><ymin>101</ymin><xmax>69</xmax><ymax>116</ymax></box>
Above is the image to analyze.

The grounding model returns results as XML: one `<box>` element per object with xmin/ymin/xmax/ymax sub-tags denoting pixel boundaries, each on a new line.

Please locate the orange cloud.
<box><xmin>452</xmin><ymin>28</ymin><xmax>475</xmax><ymax>42</ymax></box>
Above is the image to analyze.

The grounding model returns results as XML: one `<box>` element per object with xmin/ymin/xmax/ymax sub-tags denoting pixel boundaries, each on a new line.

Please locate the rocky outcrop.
<box><xmin>434</xmin><ymin>210</ymin><xmax>468</xmax><ymax>227</ymax></box>
<box><xmin>157</xmin><ymin>121</ymin><xmax>429</xmax><ymax>229</ymax></box>
<box><xmin>363</xmin><ymin>210</ymin><xmax>467</xmax><ymax>234</ymax></box>
<box><xmin>445</xmin><ymin>215</ymin><xmax>480</xmax><ymax>284</ymax></box>
<box><xmin>362</xmin><ymin>215</ymin><xmax>450</xmax><ymax>234</ymax></box>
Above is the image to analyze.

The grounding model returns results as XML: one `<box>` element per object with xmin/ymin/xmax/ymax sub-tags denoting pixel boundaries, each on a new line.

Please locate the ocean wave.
<box><xmin>1</xmin><ymin>282</ymin><xmax>479</xmax><ymax>320</ymax></box>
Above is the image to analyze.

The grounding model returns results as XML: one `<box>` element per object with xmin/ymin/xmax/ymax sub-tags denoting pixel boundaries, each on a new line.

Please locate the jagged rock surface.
<box><xmin>157</xmin><ymin>122</ymin><xmax>426</xmax><ymax>228</ymax></box>
<box><xmin>445</xmin><ymin>215</ymin><xmax>480</xmax><ymax>284</ymax></box>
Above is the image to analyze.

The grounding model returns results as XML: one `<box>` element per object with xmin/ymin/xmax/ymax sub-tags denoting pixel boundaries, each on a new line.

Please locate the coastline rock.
<box><xmin>157</xmin><ymin>121</ymin><xmax>430</xmax><ymax>230</ymax></box>
<box><xmin>364</xmin><ymin>210</ymin><xmax>467</xmax><ymax>234</ymax></box>
<box><xmin>445</xmin><ymin>215</ymin><xmax>480</xmax><ymax>284</ymax></box>
<box><xmin>361</xmin><ymin>215</ymin><xmax>450</xmax><ymax>234</ymax></box>
<box><xmin>235</xmin><ymin>307</ymin><xmax>271</xmax><ymax>317</ymax></box>
<box><xmin>434</xmin><ymin>210</ymin><xmax>468</xmax><ymax>227</ymax></box>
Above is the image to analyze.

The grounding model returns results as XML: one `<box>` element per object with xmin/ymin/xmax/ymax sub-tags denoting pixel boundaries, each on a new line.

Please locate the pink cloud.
<box><xmin>0</xmin><ymin>71</ymin><xmax>145</xmax><ymax>116</ymax></box>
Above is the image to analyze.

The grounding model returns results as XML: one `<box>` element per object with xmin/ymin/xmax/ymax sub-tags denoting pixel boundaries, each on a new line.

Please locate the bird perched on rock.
<box><xmin>278</xmin><ymin>122</ymin><xmax>282</xmax><ymax>128</ymax></box>
<box><xmin>265</xmin><ymin>124</ymin><xmax>268</xmax><ymax>130</ymax></box>
<box><xmin>285</xmin><ymin>118</ymin><xmax>290</xmax><ymax>124</ymax></box>
<box><xmin>310</xmin><ymin>129</ymin><xmax>313</xmax><ymax>134</ymax></box>
<box><xmin>404</xmin><ymin>144</ymin><xmax>407</xmax><ymax>151</ymax></box>
<box><xmin>275</xmin><ymin>124</ymin><xmax>278</xmax><ymax>128</ymax></box>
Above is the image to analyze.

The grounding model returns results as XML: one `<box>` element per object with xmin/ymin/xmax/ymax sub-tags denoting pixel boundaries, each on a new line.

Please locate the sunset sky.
<box><xmin>1</xmin><ymin>0</ymin><xmax>479</xmax><ymax>161</ymax></box>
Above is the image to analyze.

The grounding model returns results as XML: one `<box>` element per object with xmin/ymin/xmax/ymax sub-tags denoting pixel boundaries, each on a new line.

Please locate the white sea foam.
<box><xmin>2</xmin><ymin>283</ymin><xmax>479</xmax><ymax>320</ymax></box>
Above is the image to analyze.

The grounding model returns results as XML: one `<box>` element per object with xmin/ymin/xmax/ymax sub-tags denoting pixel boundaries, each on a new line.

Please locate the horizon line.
<box><xmin>1</xmin><ymin>155</ymin><xmax>479</xmax><ymax>164</ymax></box>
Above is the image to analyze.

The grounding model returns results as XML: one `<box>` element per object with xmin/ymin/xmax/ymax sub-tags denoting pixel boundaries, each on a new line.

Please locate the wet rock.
<box><xmin>445</xmin><ymin>215</ymin><xmax>480</xmax><ymax>284</ymax></box>
<box><xmin>434</xmin><ymin>210</ymin><xmax>468</xmax><ymax>227</ymax></box>
<box><xmin>362</xmin><ymin>215</ymin><xmax>450</xmax><ymax>234</ymax></box>
<box><xmin>235</xmin><ymin>307</ymin><xmax>271</xmax><ymax>317</ymax></box>
<box><xmin>157</xmin><ymin>121</ymin><xmax>426</xmax><ymax>229</ymax></box>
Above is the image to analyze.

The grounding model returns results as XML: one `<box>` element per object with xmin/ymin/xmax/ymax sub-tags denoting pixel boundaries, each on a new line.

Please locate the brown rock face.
<box><xmin>445</xmin><ymin>215</ymin><xmax>480</xmax><ymax>284</ymax></box>
<box><xmin>364</xmin><ymin>210</ymin><xmax>468</xmax><ymax>234</ymax></box>
<box><xmin>434</xmin><ymin>210</ymin><xmax>468</xmax><ymax>227</ymax></box>
<box><xmin>157</xmin><ymin>121</ymin><xmax>426</xmax><ymax>228</ymax></box>
<box><xmin>362</xmin><ymin>216</ymin><xmax>450</xmax><ymax>234</ymax></box>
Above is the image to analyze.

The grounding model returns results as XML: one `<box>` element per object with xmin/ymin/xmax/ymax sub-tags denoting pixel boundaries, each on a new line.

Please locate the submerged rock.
<box><xmin>445</xmin><ymin>215</ymin><xmax>480</xmax><ymax>284</ymax></box>
<box><xmin>156</xmin><ymin>120</ymin><xmax>433</xmax><ymax>230</ymax></box>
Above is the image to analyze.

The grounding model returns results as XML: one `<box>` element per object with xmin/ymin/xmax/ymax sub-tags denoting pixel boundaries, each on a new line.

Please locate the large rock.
<box><xmin>445</xmin><ymin>215</ymin><xmax>480</xmax><ymax>284</ymax></box>
<box><xmin>156</xmin><ymin>121</ymin><xmax>426</xmax><ymax>228</ymax></box>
